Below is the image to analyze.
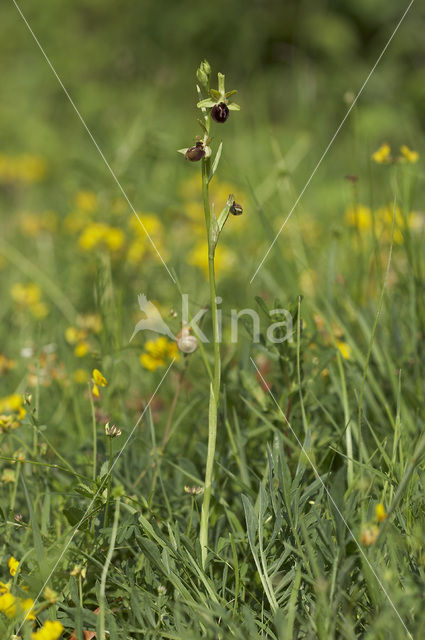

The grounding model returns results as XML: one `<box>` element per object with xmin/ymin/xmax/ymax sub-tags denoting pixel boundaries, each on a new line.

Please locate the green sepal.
<box><xmin>228</xmin><ymin>103</ymin><xmax>240</xmax><ymax>111</ymax></box>
<box><xmin>197</xmin><ymin>98</ymin><xmax>216</xmax><ymax>109</ymax></box>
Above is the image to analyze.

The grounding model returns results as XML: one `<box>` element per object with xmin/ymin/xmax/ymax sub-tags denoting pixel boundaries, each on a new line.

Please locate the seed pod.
<box><xmin>184</xmin><ymin>142</ymin><xmax>205</xmax><ymax>162</ymax></box>
<box><xmin>211</xmin><ymin>102</ymin><xmax>230</xmax><ymax>123</ymax></box>
<box><xmin>230</xmin><ymin>201</ymin><xmax>243</xmax><ymax>216</ymax></box>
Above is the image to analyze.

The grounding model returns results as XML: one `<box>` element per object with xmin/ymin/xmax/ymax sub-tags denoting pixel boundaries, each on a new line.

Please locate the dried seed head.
<box><xmin>184</xmin><ymin>141</ymin><xmax>206</xmax><ymax>162</ymax></box>
<box><xmin>211</xmin><ymin>102</ymin><xmax>230</xmax><ymax>123</ymax></box>
<box><xmin>184</xmin><ymin>485</ymin><xmax>203</xmax><ymax>495</ymax></box>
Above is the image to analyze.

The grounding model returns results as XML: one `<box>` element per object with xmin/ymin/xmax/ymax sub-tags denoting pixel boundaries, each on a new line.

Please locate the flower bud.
<box><xmin>230</xmin><ymin>201</ymin><xmax>243</xmax><ymax>216</ymax></box>
<box><xmin>184</xmin><ymin>142</ymin><xmax>205</xmax><ymax>162</ymax></box>
<box><xmin>105</xmin><ymin>422</ymin><xmax>122</xmax><ymax>438</ymax></box>
<box><xmin>211</xmin><ymin>102</ymin><xmax>230</xmax><ymax>123</ymax></box>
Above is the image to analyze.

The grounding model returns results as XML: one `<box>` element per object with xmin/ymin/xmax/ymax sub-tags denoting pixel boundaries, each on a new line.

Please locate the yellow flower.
<box><xmin>31</xmin><ymin>620</ymin><xmax>64</xmax><ymax>640</ymax></box>
<box><xmin>8</xmin><ymin>557</ymin><xmax>19</xmax><ymax>577</ymax></box>
<box><xmin>74</xmin><ymin>341</ymin><xmax>90</xmax><ymax>358</ymax></box>
<box><xmin>10</xmin><ymin>283</ymin><xmax>48</xmax><ymax>318</ymax></box>
<box><xmin>0</xmin><ymin>395</ymin><xmax>26</xmax><ymax>427</ymax></box>
<box><xmin>16</xmin><ymin>154</ymin><xmax>47</xmax><ymax>182</ymax></box>
<box><xmin>78</xmin><ymin>222</ymin><xmax>108</xmax><ymax>250</ymax></box>
<box><xmin>20</xmin><ymin>597</ymin><xmax>36</xmax><ymax>621</ymax></box>
<box><xmin>345</xmin><ymin>205</ymin><xmax>373</xmax><ymax>231</ymax></box>
<box><xmin>336</xmin><ymin>341</ymin><xmax>351</xmax><ymax>360</ymax></box>
<box><xmin>372</xmin><ymin>143</ymin><xmax>391</xmax><ymax>164</ymax></box>
<box><xmin>105</xmin><ymin>227</ymin><xmax>125</xmax><ymax>251</ymax></box>
<box><xmin>0</xmin><ymin>153</ymin><xmax>46</xmax><ymax>183</ymax></box>
<box><xmin>400</xmin><ymin>145</ymin><xmax>419</xmax><ymax>164</ymax></box>
<box><xmin>0</xmin><ymin>581</ymin><xmax>11</xmax><ymax>594</ymax></box>
<box><xmin>65</xmin><ymin>326</ymin><xmax>87</xmax><ymax>345</ymax></box>
<box><xmin>72</xmin><ymin>369</ymin><xmax>90</xmax><ymax>384</ymax></box>
<box><xmin>78</xmin><ymin>223</ymin><xmax>124</xmax><ymax>252</ymax></box>
<box><xmin>127</xmin><ymin>214</ymin><xmax>168</xmax><ymax>264</ymax></box>
<box><xmin>0</xmin><ymin>592</ymin><xmax>17</xmax><ymax>617</ymax></box>
<box><xmin>376</xmin><ymin>503</ymin><xmax>387</xmax><ymax>522</ymax></box>
<box><xmin>140</xmin><ymin>337</ymin><xmax>179</xmax><ymax>371</ymax></box>
<box><xmin>92</xmin><ymin>368</ymin><xmax>107</xmax><ymax>396</ymax></box>
<box><xmin>188</xmin><ymin>242</ymin><xmax>236</xmax><ymax>277</ymax></box>
<box><xmin>75</xmin><ymin>189</ymin><xmax>98</xmax><ymax>213</ymax></box>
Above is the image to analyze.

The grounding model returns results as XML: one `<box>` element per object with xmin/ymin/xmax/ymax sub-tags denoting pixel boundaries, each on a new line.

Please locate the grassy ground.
<box><xmin>1</xmin><ymin>2</ymin><xmax>425</xmax><ymax>639</ymax></box>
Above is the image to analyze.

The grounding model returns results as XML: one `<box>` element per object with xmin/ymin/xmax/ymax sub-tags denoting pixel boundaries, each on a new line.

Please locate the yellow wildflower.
<box><xmin>127</xmin><ymin>214</ymin><xmax>168</xmax><ymax>264</ymax></box>
<box><xmin>345</xmin><ymin>204</ymin><xmax>373</xmax><ymax>231</ymax></box>
<box><xmin>74</xmin><ymin>341</ymin><xmax>90</xmax><ymax>358</ymax></box>
<box><xmin>65</xmin><ymin>327</ymin><xmax>87</xmax><ymax>345</ymax></box>
<box><xmin>0</xmin><ymin>394</ymin><xmax>26</xmax><ymax>424</ymax></box>
<box><xmin>78</xmin><ymin>222</ymin><xmax>108</xmax><ymax>250</ymax></box>
<box><xmin>78</xmin><ymin>222</ymin><xmax>124</xmax><ymax>252</ymax></box>
<box><xmin>10</xmin><ymin>283</ymin><xmax>48</xmax><ymax>319</ymax></box>
<box><xmin>188</xmin><ymin>242</ymin><xmax>236</xmax><ymax>277</ymax></box>
<box><xmin>372</xmin><ymin>143</ymin><xmax>391</xmax><ymax>164</ymax></box>
<box><xmin>400</xmin><ymin>145</ymin><xmax>419</xmax><ymax>163</ymax></box>
<box><xmin>336</xmin><ymin>341</ymin><xmax>351</xmax><ymax>360</ymax></box>
<box><xmin>17</xmin><ymin>154</ymin><xmax>47</xmax><ymax>182</ymax></box>
<box><xmin>0</xmin><ymin>591</ymin><xmax>17</xmax><ymax>617</ymax></box>
<box><xmin>104</xmin><ymin>227</ymin><xmax>125</xmax><ymax>251</ymax></box>
<box><xmin>376</xmin><ymin>503</ymin><xmax>387</xmax><ymax>522</ymax></box>
<box><xmin>0</xmin><ymin>581</ymin><xmax>11</xmax><ymax>594</ymax></box>
<box><xmin>21</xmin><ymin>597</ymin><xmax>36</xmax><ymax>620</ymax></box>
<box><xmin>0</xmin><ymin>154</ymin><xmax>46</xmax><ymax>183</ymax></box>
<box><xmin>72</xmin><ymin>369</ymin><xmax>90</xmax><ymax>384</ymax></box>
<box><xmin>31</xmin><ymin>620</ymin><xmax>64</xmax><ymax>640</ymax></box>
<box><xmin>140</xmin><ymin>337</ymin><xmax>179</xmax><ymax>371</ymax></box>
<box><xmin>8</xmin><ymin>557</ymin><xmax>19</xmax><ymax>577</ymax></box>
<box><xmin>92</xmin><ymin>369</ymin><xmax>107</xmax><ymax>397</ymax></box>
<box><xmin>75</xmin><ymin>189</ymin><xmax>98</xmax><ymax>213</ymax></box>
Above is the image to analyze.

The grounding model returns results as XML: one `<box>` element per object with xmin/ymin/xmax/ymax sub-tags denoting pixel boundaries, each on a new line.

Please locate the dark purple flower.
<box><xmin>184</xmin><ymin>142</ymin><xmax>205</xmax><ymax>162</ymax></box>
<box><xmin>211</xmin><ymin>102</ymin><xmax>230</xmax><ymax>123</ymax></box>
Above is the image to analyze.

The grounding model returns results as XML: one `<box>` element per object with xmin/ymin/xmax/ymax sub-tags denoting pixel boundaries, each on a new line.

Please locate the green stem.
<box><xmin>199</xmin><ymin>156</ymin><xmax>221</xmax><ymax>569</ymax></box>
<box><xmin>89</xmin><ymin>384</ymin><xmax>97</xmax><ymax>481</ymax></box>
<box><xmin>99</xmin><ymin>498</ymin><xmax>120</xmax><ymax>640</ymax></box>
<box><xmin>104</xmin><ymin>437</ymin><xmax>113</xmax><ymax>528</ymax></box>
